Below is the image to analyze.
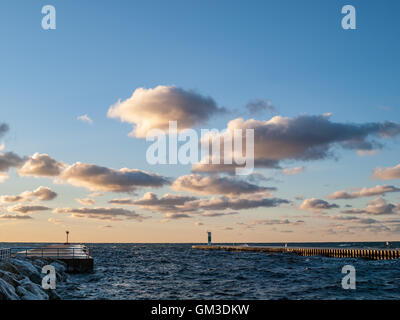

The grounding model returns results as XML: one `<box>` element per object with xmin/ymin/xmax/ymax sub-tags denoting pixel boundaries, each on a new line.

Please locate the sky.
<box><xmin>0</xmin><ymin>0</ymin><xmax>399</xmax><ymax>243</ymax></box>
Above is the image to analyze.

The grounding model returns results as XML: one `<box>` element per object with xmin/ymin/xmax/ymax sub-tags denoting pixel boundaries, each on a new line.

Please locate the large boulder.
<box><xmin>16</xmin><ymin>278</ymin><xmax>49</xmax><ymax>300</ymax></box>
<box><xmin>0</xmin><ymin>278</ymin><xmax>19</xmax><ymax>300</ymax></box>
<box><xmin>0</xmin><ymin>257</ymin><xmax>67</xmax><ymax>300</ymax></box>
<box><xmin>0</xmin><ymin>270</ymin><xmax>22</xmax><ymax>287</ymax></box>
<box><xmin>0</xmin><ymin>261</ymin><xmax>21</xmax><ymax>275</ymax></box>
<box><xmin>10</xmin><ymin>258</ymin><xmax>42</xmax><ymax>283</ymax></box>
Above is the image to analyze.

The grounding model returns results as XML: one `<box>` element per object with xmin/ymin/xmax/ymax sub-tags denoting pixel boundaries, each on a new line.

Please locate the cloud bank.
<box><xmin>193</xmin><ymin>115</ymin><xmax>400</xmax><ymax>173</ymax></box>
<box><xmin>54</xmin><ymin>207</ymin><xmax>144</xmax><ymax>221</ymax></box>
<box><xmin>60</xmin><ymin>162</ymin><xmax>170</xmax><ymax>193</ymax></box>
<box><xmin>172</xmin><ymin>174</ymin><xmax>275</xmax><ymax>196</ymax></box>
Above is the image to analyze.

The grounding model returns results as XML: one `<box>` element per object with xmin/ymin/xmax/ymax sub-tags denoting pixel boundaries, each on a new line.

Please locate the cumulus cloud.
<box><xmin>60</xmin><ymin>162</ymin><xmax>170</xmax><ymax>193</ymax></box>
<box><xmin>18</xmin><ymin>153</ymin><xmax>65</xmax><ymax>177</ymax></box>
<box><xmin>54</xmin><ymin>207</ymin><xmax>144</xmax><ymax>221</ymax></box>
<box><xmin>108</xmin><ymin>85</ymin><xmax>225</xmax><ymax>138</ymax></box>
<box><xmin>193</xmin><ymin>115</ymin><xmax>400</xmax><ymax>173</ymax></box>
<box><xmin>184</xmin><ymin>195</ymin><xmax>289</xmax><ymax>211</ymax></box>
<box><xmin>7</xmin><ymin>205</ymin><xmax>51</xmax><ymax>214</ymax></box>
<box><xmin>282</xmin><ymin>166</ymin><xmax>305</xmax><ymax>175</ymax></box>
<box><xmin>31</xmin><ymin>186</ymin><xmax>58</xmax><ymax>201</ymax></box>
<box><xmin>0</xmin><ymin>214</ymin><xmax>33</xmax><ymax>220</ymax></box>
<box><xmin>77</xmin><ymin>114</ymin><xmax>93</xmax><ymax>125</ymax></box>
<box><xmin>300</xmin><ymin>198</ymin><xmax>339</xmax><ymax>212</ymax></box>
<box><xmin>340</xmin><ymin>197</ymin><xmax>400</xmax><ymax>215</ymax></box>
<box><xmin>372</xmin><ymin>164</ymin><xmax>400</xmax><ymax>180</ymax></box>
<box><xmin>1</xmin><ymin>186</ymin><xmax>57</xmax><ymax>203</ymax></box>
<box><xmin>113</xmin><ymin>191</ymin><xmax>287</xmax><ymax>214</ymax></box>
<box><xmin>172</xmin><ymin>174</ymin><xmax>275</xmax><ymax>197</ymax></box>
<box><xmin>332</xmin><ymin>216</ymin><xmax>379</xmax><ymax>225</ymax></box>
<box><xmin>110</xmin><ymin>192</ymin><xmax>198</xmax><ymax>213</ymax></box>
<box><xmin>327</xmin><ymin>185</ymin><xmax>400</xmax><ymax>200</ymax></box>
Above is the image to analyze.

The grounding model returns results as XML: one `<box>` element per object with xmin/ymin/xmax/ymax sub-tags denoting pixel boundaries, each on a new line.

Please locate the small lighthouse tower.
<box><xmin>65</xmin><ymin>230</ymin><xmax>70</xmax><ymax>245</ymax></box>
<box><xmin>207</xmin><ymin>231</ymin><xmax>212</xmax><ymax>245</ymax></box>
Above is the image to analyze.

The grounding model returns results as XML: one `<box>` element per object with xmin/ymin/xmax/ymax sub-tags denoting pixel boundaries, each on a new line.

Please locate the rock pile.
<box><xmin>0</xmin><ymin>257</ymin><xmax>67</xmax><ymax>300</ymax></box>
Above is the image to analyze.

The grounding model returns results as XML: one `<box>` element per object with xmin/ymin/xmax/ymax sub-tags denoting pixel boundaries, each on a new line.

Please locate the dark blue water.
<box><xmin>3</xmin><ymin>242</ymin><xmax>400</xmax><ymax>299</ymax></box>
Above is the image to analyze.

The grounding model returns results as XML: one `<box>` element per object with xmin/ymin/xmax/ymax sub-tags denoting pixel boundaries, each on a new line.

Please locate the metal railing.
<box><xmin>8</xmin><ymin>245</ymin><xmax>93</xmax><ymax>259</ymax></box>
<box><xmin>0</xmin><ymin>248</ymin><xmax>11</xmax><ymax>260</ymax></box>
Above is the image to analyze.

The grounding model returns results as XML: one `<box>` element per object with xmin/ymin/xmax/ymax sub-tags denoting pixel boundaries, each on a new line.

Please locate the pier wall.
<box><xmin>192</xmin><ymin>245</ymin><xmax>400</xmax><ymax>260</ymax></box>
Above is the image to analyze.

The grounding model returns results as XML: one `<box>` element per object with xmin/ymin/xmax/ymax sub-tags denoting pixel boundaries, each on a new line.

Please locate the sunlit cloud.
<box><xmin>0</xmin><ymin>214</ymin><xmax>33</xmax><ymax>220</ymax></box>
<box><xmin>53</xmin><ymin>207</ymin><xmax>145</xmax><ymax>221</ymax></box>
<box><xmin>60</xmin><ymin>162</ymin><xmax>170</xmax><ymax>193</ymax></box>
<box><xmin>340</xmin><ymin>197</ymin><xmax>400</xmax><ymax>215</ymax></box>
<box><xmin>193</xmin><ymin>115</ymin><xmax>400</xmax><ymax>173</ymax></box>
<box><xmin>327</xmin><ymin>185</ymin><xmax>400</xmax><ymax>199</ymax></box>
<box><xmin>7</xmin><ymin>205</ymin><xmax>51</xmax><ymax>214</ymax></box>
<box><xmin>300</xmin><ymin>198</ymin><xmax>339</xmax><ymax>212</ymax></box>
<box><xmin>18</xmin><ymin>153</ymin><xmax>65</xmax><ymax>177</ymax></box>
<box><xmin>372</xmin><ymin>163</ymin><xmax>400</xmax><ymax>180</ymax></box>
<box><xmin>107</xmin><ymin>85</ymin><xmax>225</xmax><ymax>138</ymax></box>
<box><xmin>172</xmin><ymin>174</ymin><xmax>275</xmax><ymax>197</ymax></box>
<box><xmin>1</xmin><ymin>186</ymin><xmax>57</xmax><ymax>203</ymax></box>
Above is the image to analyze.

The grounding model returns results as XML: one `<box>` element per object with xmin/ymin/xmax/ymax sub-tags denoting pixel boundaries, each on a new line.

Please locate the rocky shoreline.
<box><xmin>0</xmin><ymin>257</ymin><xmax>67</xmax><ymax>300</ymax></box>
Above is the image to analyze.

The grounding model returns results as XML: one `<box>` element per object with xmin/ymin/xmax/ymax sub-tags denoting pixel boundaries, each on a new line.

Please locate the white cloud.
<box><xmin>77</xmin><ymin>114</ymin><xmax>93</xmax><ymax>125</ymax></box>
<box><xmin>107</xmin><ymin>85</ymin><xmax>224</xmax><ymax>138</ymax></box>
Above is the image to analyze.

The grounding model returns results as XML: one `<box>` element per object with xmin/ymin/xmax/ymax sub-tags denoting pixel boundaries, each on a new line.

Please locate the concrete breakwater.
<box><xmin>192</xmin><ymin>245</ymin><xmax>400</xmax><ymax>260</ymax></box>
<box><xmin>0</xmin><ymin>257</ymin><xmax>67</xmax><ymax>300</ymax></box>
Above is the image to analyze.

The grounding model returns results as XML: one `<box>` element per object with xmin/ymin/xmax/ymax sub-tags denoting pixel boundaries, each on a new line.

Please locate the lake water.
<box><xmin>3</xmin><ymin>242</ymin><xmax>400</xmax><ymax>299</ymax></box>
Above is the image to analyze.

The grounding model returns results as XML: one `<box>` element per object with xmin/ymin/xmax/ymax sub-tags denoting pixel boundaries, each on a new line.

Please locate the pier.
<box><xmin>9</xmin><ymin>244</ymin><xmax>94</xmax><ymax>273</ymax></box>
<box><xmin>192</xmin><ymin>245</ymin><xmax>400</xmax><ymax>260</ymax></box>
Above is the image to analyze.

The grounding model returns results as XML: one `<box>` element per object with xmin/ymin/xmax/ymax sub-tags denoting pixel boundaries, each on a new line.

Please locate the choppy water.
<box><xmin>3</xmin><ymin>242</ymin><xmax>400</xmax><ymax>299</ymax></box>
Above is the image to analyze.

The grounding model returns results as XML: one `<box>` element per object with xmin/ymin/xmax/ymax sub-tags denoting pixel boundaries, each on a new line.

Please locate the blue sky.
<box><xmin>0</xmin><ymin>0</ymin><xmax>399</xmax><ymax>242</ymax></box>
